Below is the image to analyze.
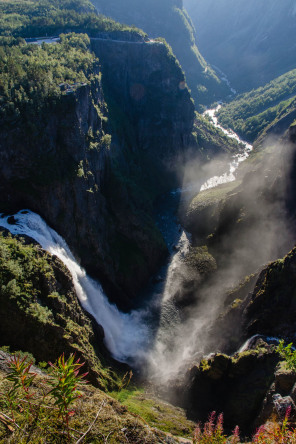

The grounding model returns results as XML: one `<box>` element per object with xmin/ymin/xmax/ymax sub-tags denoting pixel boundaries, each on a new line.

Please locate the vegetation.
<box><xmin>1</xmin><ymin>353</ymin><xmax>88</xmax><ymax>442</ymax></box>
<box><xmin>217</xmin><ymin>69</ymin><xmax>296</xmax><ymax>142</ymax></box>
<box><xmin>0</xmin><ymin>232</ymin><xmax>119</xmax><ymax>390</ymax></box>
<box><xmin>193</xmin><ymin>410</ymin><xmax>296</xmax><ymax>443</ymax></box>
<box><xmin>0</xmin><ymin>352</ymin><xmax>194</xmax><ymax>442</ymax></box>
<box><xmin>0</xmin><ymin>33</ymin><xmax>99</xmax><ymax>125</ymax></box>
<box><xmin>110</xmin><ymin>386</ymin><xmax>195</xmax><ymax>438</ymax></box>
<box><xmin>276</xmin><ymin>340</ymin><xmax>296</xmax><ymax>372</ymax></box>
<box><xmin>0</xmin><ymin>0</ymin><xmax>146</xmax><ymax>39</ymax></box>
<box><xmin>194</xmin><ymin>112</ymin><xmax>245</xmax><ymax>155</ymax></box>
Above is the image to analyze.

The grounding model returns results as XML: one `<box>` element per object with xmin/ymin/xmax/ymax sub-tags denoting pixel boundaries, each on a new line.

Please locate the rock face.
<box><xmin>91</xmin><ymin>0</ymin><xmax>229</xmax><ymax>106</ymax></box>
<box><xmin>180</xmin><ymin>126</ymin><xmax>296</xmax><ymax>353</ymax></box>
<box><xmin>184</xmin><ymin>344</ymin><xmax>280</xmax><ymax>434</ymax></box>
<box><xmin>91</xmin><ymin>38</ymin><xmax>195</xmax><ymax>178</ymax></box>
<box><xmin>0</xmin><ymin>36</ymin><xmax>196</xmax><ymax>309</ymax></box>
<box><xmin>202</xmin><ymin>239</ymin><xmax>296</xmax><ymax>360</ymax></box>
<box><xmin>184</xmin><ymin>0</ymin><xmax>296</xmax><ymax>92</ymax></box>
<box><xmin>242</xmin><ymin>247</ymin><xmax>296</xmax><ymax>341</ymax></box>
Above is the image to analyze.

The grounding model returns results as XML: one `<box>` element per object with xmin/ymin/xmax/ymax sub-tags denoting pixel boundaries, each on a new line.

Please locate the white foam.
<box><xmin>0</xmin><ymin>211</ymin><xmax>149</xmax><ymax>363</ymax></box>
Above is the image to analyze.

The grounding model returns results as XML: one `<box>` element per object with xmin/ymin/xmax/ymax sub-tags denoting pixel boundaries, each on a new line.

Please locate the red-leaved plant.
<box><xmin>48</xmin><ymin>353</ymin><xmax>88</xmax><ymax>439</ymax></box>
<box><xmin>193</xmin><ymin>411</ymin><xmax>240</xmax><ymax>443</ymax></box>
<box><xmin>1</xmin><ymin>352</ymin><xmax>88</xmax><ymax>441</ymax></box>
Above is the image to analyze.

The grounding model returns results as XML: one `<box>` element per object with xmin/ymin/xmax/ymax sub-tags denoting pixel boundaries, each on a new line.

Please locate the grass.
<box><xmin>188</xmin><ymin>181</ymin><xmax>240</xmax><ymax>214</ymax></box>
<box><xmin>0</xmin><ymin>360</ymin><xmax>194</xmax><ymax>443</ymax></box>
<box><xmin>109</xmin><ymin>386</ymin><xmax>195</xmax><ymax>438</ymax></box>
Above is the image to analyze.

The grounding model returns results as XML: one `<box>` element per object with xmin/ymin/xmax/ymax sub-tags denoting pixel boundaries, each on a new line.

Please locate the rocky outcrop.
<box><xmin>183</xmin><ymin>342</ymin><xmax>280</xmax><ymax>434</ymax></box>
<box><xmin>243</xmin><ymin>247</ymin><xmax>296</xmax><ymax>340</ymax></box>
<box><xmin>257</xmin><ymin>364</ymin><xmax>296</xmax><ymax>427</ymax></box>
<box><xmin>203</xmin><ymin>244</ymin><xmax>296</xmax><ymax>361</ymax></box>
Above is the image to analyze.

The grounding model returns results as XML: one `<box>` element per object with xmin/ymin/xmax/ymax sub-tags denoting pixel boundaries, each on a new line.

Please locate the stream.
<box><xmin>0</xmin><ymin>104</ymin><xmax>253</xmax><ymax>380</ymax></box>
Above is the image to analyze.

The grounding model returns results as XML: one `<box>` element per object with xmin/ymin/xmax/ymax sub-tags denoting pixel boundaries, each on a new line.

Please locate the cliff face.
<box><xmin>0</xmin><ymin>37</ymin><xmax>196</xmax><ymax>309</ymax></box>
<box><xmin>91</xmin><ymin>38</ymin><xmax>194</xmax><ymax>172</ymax></box>
<box><xmin>91</xmin><ymin>0</ymin><xmax>229</xmax><ymax>107</ymax></box>
<box><xmin>184</xmin><ymin>0</ymin><xmax>296</xmax><ymax>92</ymax></box>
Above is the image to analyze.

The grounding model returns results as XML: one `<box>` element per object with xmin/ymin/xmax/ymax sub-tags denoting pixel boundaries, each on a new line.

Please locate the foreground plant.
<box><xmin>193</xmin><ymin>412</ymin><xmax>240</xmax><ymax>444</ymax></box>
<box><xmin>5</xmin><ymin>354</ymin><xmax>37</xmax><ymax>423</ymax></box>
<box><xmin>192</xmin><ymin>408</ymin><xmax>296</xmax><ymax>443</ymax></box>
<box><xmin>253</xmin><ymin>408</ymin><xmax>296</xmax><ymax>443</ymax></box>
<box><xmin>0</xmin><ymin>352</ymin><xmax>88</xmax><ymax>441</ymax></box>
<box><xmin>48</xmin><ymin>353</ymin><xmax>88</xmax><ymax>440</ymax></box>
<box><xmin>276</xmin><ymin>340</ymin><xmax>296</xmax><ymax>371</ymax></box>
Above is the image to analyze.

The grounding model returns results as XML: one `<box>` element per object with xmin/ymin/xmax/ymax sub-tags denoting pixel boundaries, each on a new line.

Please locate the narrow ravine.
<box><xmin>0</xmin><ymin>104</ymin><xmax>254</xmax><ymax>381</ymax></box>
<box><xmin>141</xmin><ymin>105</ymin><xmax>254</xmax><ymax>381</ymax></box>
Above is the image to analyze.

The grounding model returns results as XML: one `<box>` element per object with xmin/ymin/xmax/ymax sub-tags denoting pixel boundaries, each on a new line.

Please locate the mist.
<box><xmin>143</xmin><ymin>135</ymin><xmax>295</xmax><ymax>386</ymax></box>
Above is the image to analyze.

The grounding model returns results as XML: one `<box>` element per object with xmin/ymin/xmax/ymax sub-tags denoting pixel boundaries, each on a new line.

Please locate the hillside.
<box><xmin>91</xmin><ymin>0</ymin><xmax>230</xmax><ymax>107</ymax></box>
<box><xmin>184</xmin><ymin>0</ymin><xmax>296</xmax><ymax>92</ymax></box>
<box><xmin>216</xmin><ymin>69</ymin><xmax>296</xmax><ymax>142</ymax></box>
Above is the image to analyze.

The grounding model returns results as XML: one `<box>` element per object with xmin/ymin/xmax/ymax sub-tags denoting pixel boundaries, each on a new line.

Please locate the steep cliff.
<box><xmin>0</xmin><ymin>32</ymin><xmax>197</xmax><ymax>309</ymax></box>
<box><xmin>185</xmin><ymin>0</ymin><xmax>296</xmax><ymax>92</ymax></box>
<box><xmin>91</xmin><ymin>0</ymin><xmax>229</xmax><ymax>107</ymax></box>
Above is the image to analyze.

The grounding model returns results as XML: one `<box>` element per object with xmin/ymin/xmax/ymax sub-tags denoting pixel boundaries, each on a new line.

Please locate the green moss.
<box><xmin>189</xmin><ymin>181</ymin><xmax>240</xmax><ymax>214</ymax></box>
<box><xmin>0</xmin><ymin>231</ymin><xmax>120</xmax><ymax>390</ymax></box>
<box><xmin>110</xmin><ymin>386</ymin><xmax>194</xmax><ymax>437</ymax></box>
<box><xmin>185</xmin><ymin>245</ymin><xmax>217</xmax><ymax>274</ymax></box>
<box><xmin>232</xmin><ymin>346</ymin><xmax>268</xmax><ymax>365</ymax></box>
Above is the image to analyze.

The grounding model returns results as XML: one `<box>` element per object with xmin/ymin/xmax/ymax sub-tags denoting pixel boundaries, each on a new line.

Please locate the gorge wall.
<box><xmin>91</xmin><ymin>0</ymin><xmax>229</xmax><ymax>107</ymax></box>
<box><xmin>0</xmin><ymin>35</ymin><xmax>195</xmax><ymax>310</ymax></box>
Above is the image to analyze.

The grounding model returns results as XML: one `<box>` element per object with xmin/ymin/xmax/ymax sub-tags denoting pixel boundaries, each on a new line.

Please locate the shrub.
<box><xmin>276</xmin><ymin>340</ymin><xmax>296</xmax><ymax>371</ymax></box>
<box><xmin>193</xmin><ymin>412</ymin><xmax>240</xmax><ymax>444</ymax></box>
<box><xmin>0</xmin><ymin>352</ymin><xmax>88</xmax><ymax>441</ymax></box>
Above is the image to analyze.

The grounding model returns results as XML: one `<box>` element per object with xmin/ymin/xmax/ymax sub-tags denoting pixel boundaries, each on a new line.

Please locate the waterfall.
<box><xmin>0</xmin><ymin>210</ymin><xmax>149</xmax><ymax>364</ymax></box>
<box><xmin>144</xmin><ymin>108</ymin><xmax>255</xmax><ymax>382</ymax></box>
<box><xmin>0</xmin><ymin>104</ymin><xmax>255</xmax><ymax>381</ymax></box>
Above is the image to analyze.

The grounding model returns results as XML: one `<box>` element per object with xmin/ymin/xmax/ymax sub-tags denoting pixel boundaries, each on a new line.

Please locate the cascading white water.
<box><xmin>0</xmin><ymin>103</ymin><xmax>255</xmax><ymax>381</ymax></box>
<box><xmin>0</xmin><ymin>210</ymin><xmax>149</xmax><ymax>364</ymax></box>
<box><xmin>201</xmin><ymin>105</ymin><xmax>253</xmax><ymax>190</ymax></box>
<box><xmin>144</xmin><ymin>105</ymin><xmax>255</xmax><ymax>382</ymax></box>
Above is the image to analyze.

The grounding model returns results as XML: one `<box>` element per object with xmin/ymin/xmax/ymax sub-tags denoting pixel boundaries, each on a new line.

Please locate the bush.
<box><xmin>276</xmin><ymin>340</ymin><xmax>296</xmax><ymax>372</ymax></box>
<box><xmin>1</xmin><ymin>353</ymin><xmax>88</xmax><ymax>442</ymax></box>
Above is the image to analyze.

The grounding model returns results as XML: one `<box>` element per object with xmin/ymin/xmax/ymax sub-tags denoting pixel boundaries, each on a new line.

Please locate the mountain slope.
<box><xmin>184</xmin><ymin>0</ymin><xmax>296</xmax><ymax>92</ymax></box>
<box><xmin>216</xmin><ymin>69</ymin><xmax>296</xmax><ymax>142</ymax></box>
